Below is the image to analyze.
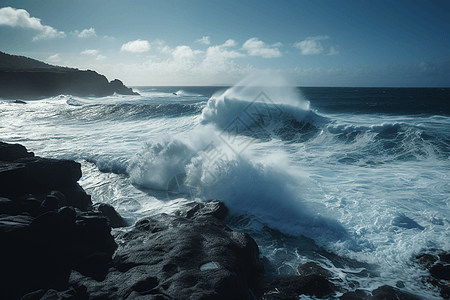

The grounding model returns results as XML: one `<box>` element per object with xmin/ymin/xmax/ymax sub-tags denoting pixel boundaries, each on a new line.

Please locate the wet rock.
<box><xmin>416</xmin><ymin>251</ymin><xmax>450</xmax><ymax>298</ymax></box>
<box><xmin>0</xmin><ymin>196</ymin><xmax>18</xmax><ymax>215</ymax></box>
<box><xmin>0</xmin><ymin>142</ymin><xmax>121</xmax><ymax>299</ymax></box>
<box><xmin>0</xmin><ymin>208</ymin><xmax>117</xmax><ymax>299</ymax></box>
<box><xmin>340</xmin><ymin>291</ymin><xmax>367</xmax><ymax>299</ymax></box>
<box><xmin>69</xmin><ymin>201</ymin><xmax>264</xmax><ymax>300</ymax></box>
<box><xmin>174</xmin><ymin>200</ymin><xmax>229</xmax><ymax>221</ymax></box>
<box><xmin>262</xmin><ymin>274</ymin><xmax>336</xmax><ymax>299</ymax></box>
<box><xmin>0</xmin><ymin>153</ymin><xmax>92</xmax><ymax>211</ymax></box>
<box><xmin>430</xmin><ymin>263</ymin><xmax>450</xmax><ymax>281</ymax></box>
<box><xmin>369</xmin><ymin>285</ymin><xmax>421</xmax><ymax>300</ymax></box>
<box><xmin>69</xmin><ymin>212</ymin><xmax>117</xmax><ymax>281</ymax></box>
<box><xmin>93</xmin><ymin>203</ymin><xmax>127</xmax><ymax>228</ymax></box>
<box><xmin>108</xmin><ymin>79</ymin><xmax>139</xmax><ymax>96</ymax></box>
<box><xmin>0</xmin><ymin>212</ymin><xmax>71</xmax><ymax>299</ymax></box>
<box><xmin>297</xmin><ymin>261</ymin><xmax>332</xmax><ymax>278</ymax></box>
<box><xmin>0</xmin><ymin>141</ymin><xmax>34</xmax><ymax>161</ymax></box>
<box><xmin>19</xmin><ymin>287</ymin><xmax>83</xmax><ymax>300</ymax></box>
<box><xmin>416</xmin><ymin>253</ymin><xmax>437</xmax><ymax>269</ymax></box>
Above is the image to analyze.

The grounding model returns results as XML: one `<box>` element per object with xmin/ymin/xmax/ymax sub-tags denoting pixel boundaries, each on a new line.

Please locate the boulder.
<box><xmin>69</xmin><ymin>201</ymin><xmax>264</xmax><ymax>300</ymax></box>
<box><xmin>258</xmin><ymin>261</ymin><xmax>337</xmax><ymax>299</ymax></box>
<box><xmin>0</xmin><ymin>153</ymin><xmax>92</xmax><ymax>211</ymax></box>
<box><xmin>0</xmin><ymin>207</ymin><xmax>117</xmax><ymax>299</ymax></box>
<box><xmin>297</xmin><ymin>261</ymin><xmax>332</xmax><ymax>278</ymax></box>
<box><xmin>93</xmin><ymin>203</ymin><xmax>127</xmax><ymax>228</ymax></box>
<box><xmin>0</xmin><ymin>142</ymin><xmax>122</xmax><ymax>299</ymax></box>
<box><xmin>108</xmin><ymin>79</ymin><xmax>139</xmax><ymax>96</ymax></box>
<box><xmin>416</xmin><ymin>251</ymin><xmax>450</xmax><ymax>299</ymax></box>
<box><xmin>0</xmin><ymin>141</ymin><xmax>34</xmax><ymax>161</ymax></box>
<box><xmin>261</xmin><ymin>274</ymin><xmax>336</xmax><ymax>299</ymax></box>
<box><xmin>0</xmin><ymin>212</ymin><xmax>71</xmax><ymax>299</ymax></box>
<box><xmin>369</xmin><ymin>285</ymin><xmax>421</xmax><ymax>300</ymax></box>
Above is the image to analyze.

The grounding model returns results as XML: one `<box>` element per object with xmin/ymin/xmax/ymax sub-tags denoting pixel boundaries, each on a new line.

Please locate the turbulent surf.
<box><xmin>1</xmin><ymin>77</ymin><xmax>450</xmax><ymax>299</ymax></box>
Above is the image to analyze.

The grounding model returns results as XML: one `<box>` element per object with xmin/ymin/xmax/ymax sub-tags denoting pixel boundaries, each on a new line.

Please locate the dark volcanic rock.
<box><xmin>262</xmin><ymin>274</ymin><xmax>336</xmax><ymax>299</ymax></box>
<box><xmin>93</xmin><ymin>203</ymin><xmax>127</xmax><ymax>228</ymax></box>
<box><xmin>0</xmin><ymin>212</ymin><xmax>71</xmax><ymax>299</ymax></box>
<box><xmin>297</xmin><ymin>261</ymin><xmax>332</xmax><ymax>278</ymax></box>
<box><xmin>0</xmin><ymin>51</ymin><xmax>139</xmax><ymax>99</ymax></box>
<box><xmin>259</xmin><ymin>261</ymin><xmax>337</xmax><ymax>299</ymax></box>
<box><xmin>416</xmin><ymin>251</ymin><xmax>450</xmax><ymax>299</ymax></box>
<box><xmin>0</xmin><ymin>142</ymin><xmax>118</xmax><ymax>299</ymax></box>
<box><xmin>0</xmin><ymin>145</ymin><xmax>92</xmax><ymax>211</ymax></box>
<box><xmin>108</xmin><ymin>79</ymin><xmax>138</xmax><ymax>96</ymax></box>
<box><xmin>369</xmin><ymin>285</ymin><xmax>421</xmax><ymax>300</ymax></box>
<box><xmin>339</xmin><ymin>286</ymin><xmax>421</xmax><ymax>300</ymax></box>
<box><xmin>69</xmin><ymin>201</ymin><xmax>264</xmax><ymax>300</ymax></box>
<box><xmin>0</xmin><ymin>142</ymin><xmax>34</xmax><ymax>161</ymax></box>
<box><xmin>0</xmin><ymin>207</ymin><xmax>117</xmax><ymax>299</ymax></box>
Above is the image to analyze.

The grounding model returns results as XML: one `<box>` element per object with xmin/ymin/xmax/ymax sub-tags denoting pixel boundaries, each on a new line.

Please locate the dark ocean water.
<box><xmin>1</xmin><ymin>83</ymin><xmax>450</xmax><ymax>299</ymax></box>
<box><xmin>302</xmin><ymin>87</ymin><xmax>450</xmax><ymax>116</ymax></box>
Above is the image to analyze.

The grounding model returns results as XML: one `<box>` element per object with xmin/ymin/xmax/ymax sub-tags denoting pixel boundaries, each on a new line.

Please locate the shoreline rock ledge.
<box><xmin>0</xmin><ymin>51</ymin><xmax>139</xmax><ymax>99</ymax></box>
<box><xmin>73</xmin><ymin>201</ymin><xmax>265</xmax><ymax>300</ymax></box>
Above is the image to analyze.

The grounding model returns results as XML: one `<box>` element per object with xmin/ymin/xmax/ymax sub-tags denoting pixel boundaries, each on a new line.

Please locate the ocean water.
<box><xmin>1</xmin><ymin>78</ymin><xmax>450</xmax><ymax>298</ymax></box>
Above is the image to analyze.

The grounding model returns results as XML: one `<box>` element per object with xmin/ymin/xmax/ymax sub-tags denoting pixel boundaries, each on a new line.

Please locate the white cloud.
<box><xmin>0</xmin><ymin>6</ymin><xmax>66</xmax><ymax>41</ymax></box>
<box><xmin>160</xmin><ymin>45</ymin><xmax>172</xmax><ymax>54</ymax></box>
<box><xmin>206</xmin><ymin>43</ymin><xmax>244</xmax><ymax>60</ymax></box>
<box><xmin>73</xmin><ymin>27</ymin><xmax>96</xmax><ymax>38</ymax></box>
<box><xmin>47</xmin><ymin>53</ymin><xmax>61</xmax><ymax>63</ymax></box>
<box><xmin>196</xmin><ymin>36</ymin><xmax>210</xmax><ymax>44</ymax></box>
<box><xmin>221</xmin><ymin>39</ymin><xmax>238</xmax><ymax>48</ymax></box>
<box><xmin>172</xmin><ymin>45</ymin><xmax>203</xmax><ymax>60</ymax></box>
<box><xmin>94</xmin><ymin>39</ymin><xmax>252</xmax><ymax>85</ymax></box>
<box><xmin>96</xmin><ymin>54</ymin><xmax>107</xmax><ymax>61</ymax></box>
<box><xmin>294</xmin><ymin>35</ymin><xmax>329</xmax><ymax>55</ymax></box>
<box><xmin>326</xmin><ymin>46</ymin><xmax>339</xmax><ymax>56</ymax></box>
<box><xmin>198</xmin><ymin>41</ymin><xmax>246</xmax><ymax>75</ymax></box>
<box><xmin>121</xmin><ymin>39</ymin><xmax>151</xmax><ymax>53</ymax></box>
<box><xmin>80</xmin><ymin>49</ymin><xmax>99</xmax><ymax>56</ymax></box>
<box><xmin>80</xmin><ymin>49</ymin><xmax>106</xmax><ymax>60</ymax></box>
<box><xmin>241</xmin><ymin>37</ymin><xmax>282</xmax><ymax>58</ymax></box>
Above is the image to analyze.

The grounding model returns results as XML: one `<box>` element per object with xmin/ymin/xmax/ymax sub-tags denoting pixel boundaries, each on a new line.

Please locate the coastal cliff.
<box><xmin>0</xmin><ymin>51</ymin><xmax>138</xmax><ymax>99</ymax></box>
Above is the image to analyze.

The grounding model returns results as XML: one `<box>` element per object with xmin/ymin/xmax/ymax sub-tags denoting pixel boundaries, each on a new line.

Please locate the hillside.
<box><xmin>0</xmin><ymin>51</ymin><xmax>138</xmax><ymax>99</ymax></box>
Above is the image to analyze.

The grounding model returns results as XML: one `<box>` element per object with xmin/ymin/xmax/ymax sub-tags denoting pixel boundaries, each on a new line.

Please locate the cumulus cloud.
<box><xmin>326</xmin><ymin>46</ymin><xmax>339</xmax><ymax>56</ymax></box>
<box><xmin>98</xmin><ymin>39</ymin><xmax>251</xmax><ymax>85</ymax></box>
<box><xmin>121</xmin><ymin>39</ymin><xmax>151</xmax><ymax>53</ymax></box>
<box><xmin>196</xmin><ymin>36</ymin><xmax>210</xmax><ymax>44</ymax></box>
<box><xmin>241</xmin><ymin>37</ymin><xmax>282</xmax><ymax>58</ymax></box>
<box><xmin>95</xmin><ymin>54</ymin><xmax>107</xmax><ymax>61</ymax></box>
<box><xmin>0</xmin><ymin>6</ymin><xmax>66</xmax><ymax>41</ymax></box>
<box><xmin>206</xmin><ymin>41</ymin><xmax>244</xmax><ymax>60</ymax></box>
<box><xmin>80</xmin><ymin>49</ymin><xmax>106</xmax><ymax>60</ymax></box>
<box><xmin>72</xmin><ymin>27</ymin><xmax>96</xmax><ymax>38</ymax></box>
<box><xmin>47</xmin><ymin>54</ymin><xmax>61</xmax><ymax>63</ymax></box>
<box><xmin>221</xmin><ymin>39</ymin><xmax>238</xmax><ymax>48</ymax></box>
<box><xmin>80</xmin><ymin>49</ymin><xmax>99</xmax><ymax>56</ymax></box>
<box><xmin>294</xmin><ymin>35</ymin><xmax>329</xmax><ymax>55</ymax></box>
<box><xmin>171</xmin><ymin>45</ymin><xmax>203</xmax><ymax>60</ymax></box>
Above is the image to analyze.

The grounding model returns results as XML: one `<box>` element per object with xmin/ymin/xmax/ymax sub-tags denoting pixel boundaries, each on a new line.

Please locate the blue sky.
<box><xmin>0</xmin><ymin>0</ymin><xmax>449</xmax><ymax>86</ymax></box>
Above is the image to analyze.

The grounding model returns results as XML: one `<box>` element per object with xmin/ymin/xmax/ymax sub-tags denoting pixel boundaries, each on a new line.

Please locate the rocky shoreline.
<box><xmin>1</xmin><ymin>141</ymin><xmax>449</xmax><ymax>299</ymax></box>
<box><xmin>0</xmin><ymin>52</ymin><xmax>139</xmax><ymax>99</ymax></box>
